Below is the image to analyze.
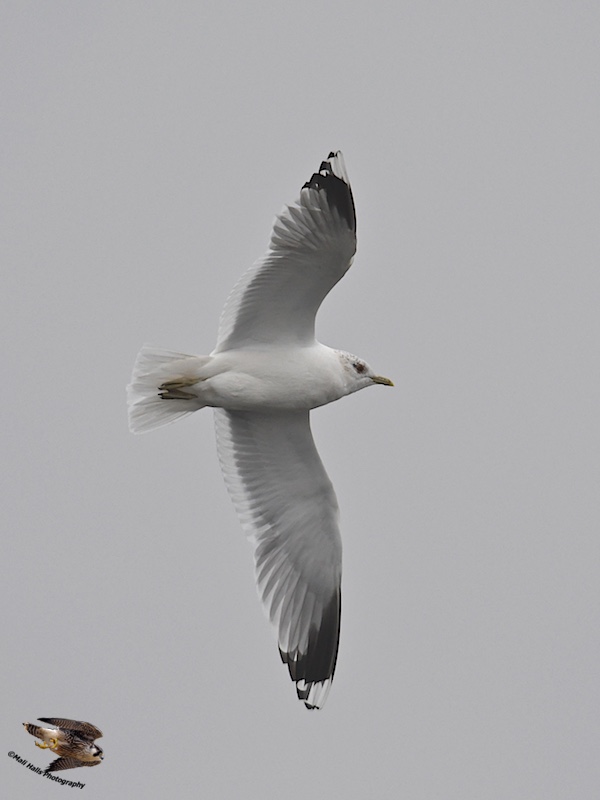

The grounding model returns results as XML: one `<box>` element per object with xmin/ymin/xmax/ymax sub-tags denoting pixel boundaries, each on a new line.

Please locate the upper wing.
<box><xmin>213</xmin><ymin>151</ymin><xmax>356</xmax><ymax>352</ymax></box>
<box><xmin>38</xmin><ymin>718</ymin><xmax>103</xmax><ymax>740</ymax></box>
<box><xmin>214</xmin><ymin>409</ymin><xmax>342</xmax><ymax>709</ymax></box>
<box><xmin>46</xmin><ymin>758</ymin><xmax>100</xmax><ymax>773</ymax></box>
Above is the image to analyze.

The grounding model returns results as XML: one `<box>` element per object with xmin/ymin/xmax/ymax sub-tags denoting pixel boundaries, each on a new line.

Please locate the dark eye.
<box><xmin>353</xmin><ymin>362</ymin><xmax>365</xmax><ymax>374</ymax></box>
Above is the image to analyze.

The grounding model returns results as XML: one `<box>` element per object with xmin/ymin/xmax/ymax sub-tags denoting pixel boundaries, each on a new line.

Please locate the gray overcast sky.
<box><xmin>3</xmin><ymin>2</ymin><xmax>599</xmax><ymax>798</ymax></box>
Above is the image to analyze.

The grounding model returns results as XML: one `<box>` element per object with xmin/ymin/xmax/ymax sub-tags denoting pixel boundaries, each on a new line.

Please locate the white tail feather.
<box><xmin>127</xmin><ymin>345</ymin><xmax>209</xmax><ymax>434</ymax></box>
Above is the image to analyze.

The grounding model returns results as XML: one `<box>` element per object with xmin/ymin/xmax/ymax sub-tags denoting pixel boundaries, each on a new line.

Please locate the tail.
<box><xmin>23</xmin><ymin>722</ymin><xmax>52</xmax><ymax>740</ymax></box>
<box><xmin>127</xmin><ymin>345</ymin><xmax>210</xmax><ymax>434</ymax></box>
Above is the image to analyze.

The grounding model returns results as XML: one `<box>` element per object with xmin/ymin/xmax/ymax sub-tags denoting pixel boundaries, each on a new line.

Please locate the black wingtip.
<box><xmin>279</xmin><ymin>588</ymin><xmax>341</xmax><ymax>709</ymax></box>
<box><xmin>302</xmin><ymin>152</ymin><xmax>356</xmax><ymax>233</ymax></box>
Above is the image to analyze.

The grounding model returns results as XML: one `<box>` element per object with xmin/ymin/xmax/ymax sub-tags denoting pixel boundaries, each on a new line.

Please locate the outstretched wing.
<box><xmin>213</xmin><ymin>151</ymin><xmax>356</xmax><ymax>352</ymax></box>
<box><xmin>215</xmin><ymin>409</ymin><xmax>342</xmax><ymax>709</ymax></box>
<box><xmin>38</xmin><ymin>718</ymin><xmax>103</xmax><ymax>740</ymax></box>
<box><xmin>46</xmin><ymin>758</ymin><xmax>100</xmax><ymax>773</ymax></box>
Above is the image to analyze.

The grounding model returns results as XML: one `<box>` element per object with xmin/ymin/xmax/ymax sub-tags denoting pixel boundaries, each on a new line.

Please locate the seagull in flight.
<box><xmin>127</xmin><ymin>151</ymin><xmax>393</xmax><ymax>709</ymax></box>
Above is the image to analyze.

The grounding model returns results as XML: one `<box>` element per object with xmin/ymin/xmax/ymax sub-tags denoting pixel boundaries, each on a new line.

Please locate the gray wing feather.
<box><xmin>45</xmin><ymin>758</ymin><xmax>100</xmax><ymax>773</ymax></box>
<box><xmin>213</xmin><ymin>152</ymin><xmax>356</xmax><ymax>352</ymax></box>
<box><xmin>38</xmin><ymin>718</ymin><xmax>103</xmax><ymax>740</ymax></box>
<box><xmin>214</xmin><ymin>408</ymin><xmax>342</xmax><ymax>708</ymax></box>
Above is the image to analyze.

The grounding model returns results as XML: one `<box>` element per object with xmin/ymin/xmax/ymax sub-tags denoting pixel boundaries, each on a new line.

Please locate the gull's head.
<box><xmin>337</xmin><ymin>351</ymin><xmax>394</xmax><ymax>394</ymax></box>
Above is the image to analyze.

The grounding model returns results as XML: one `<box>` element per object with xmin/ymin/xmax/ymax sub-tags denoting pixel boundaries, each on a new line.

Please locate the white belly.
<box><xmin>200</xmin><ymin>345</ymin><xmax>348</xmax><ymax>412</ymax></box>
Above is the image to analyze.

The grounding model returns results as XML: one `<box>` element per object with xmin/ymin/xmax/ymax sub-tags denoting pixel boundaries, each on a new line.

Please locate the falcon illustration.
<box><xmin>23</xmin><ymin>718</ymin><xmax>104</xmax><ymax>772</ymax></box>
